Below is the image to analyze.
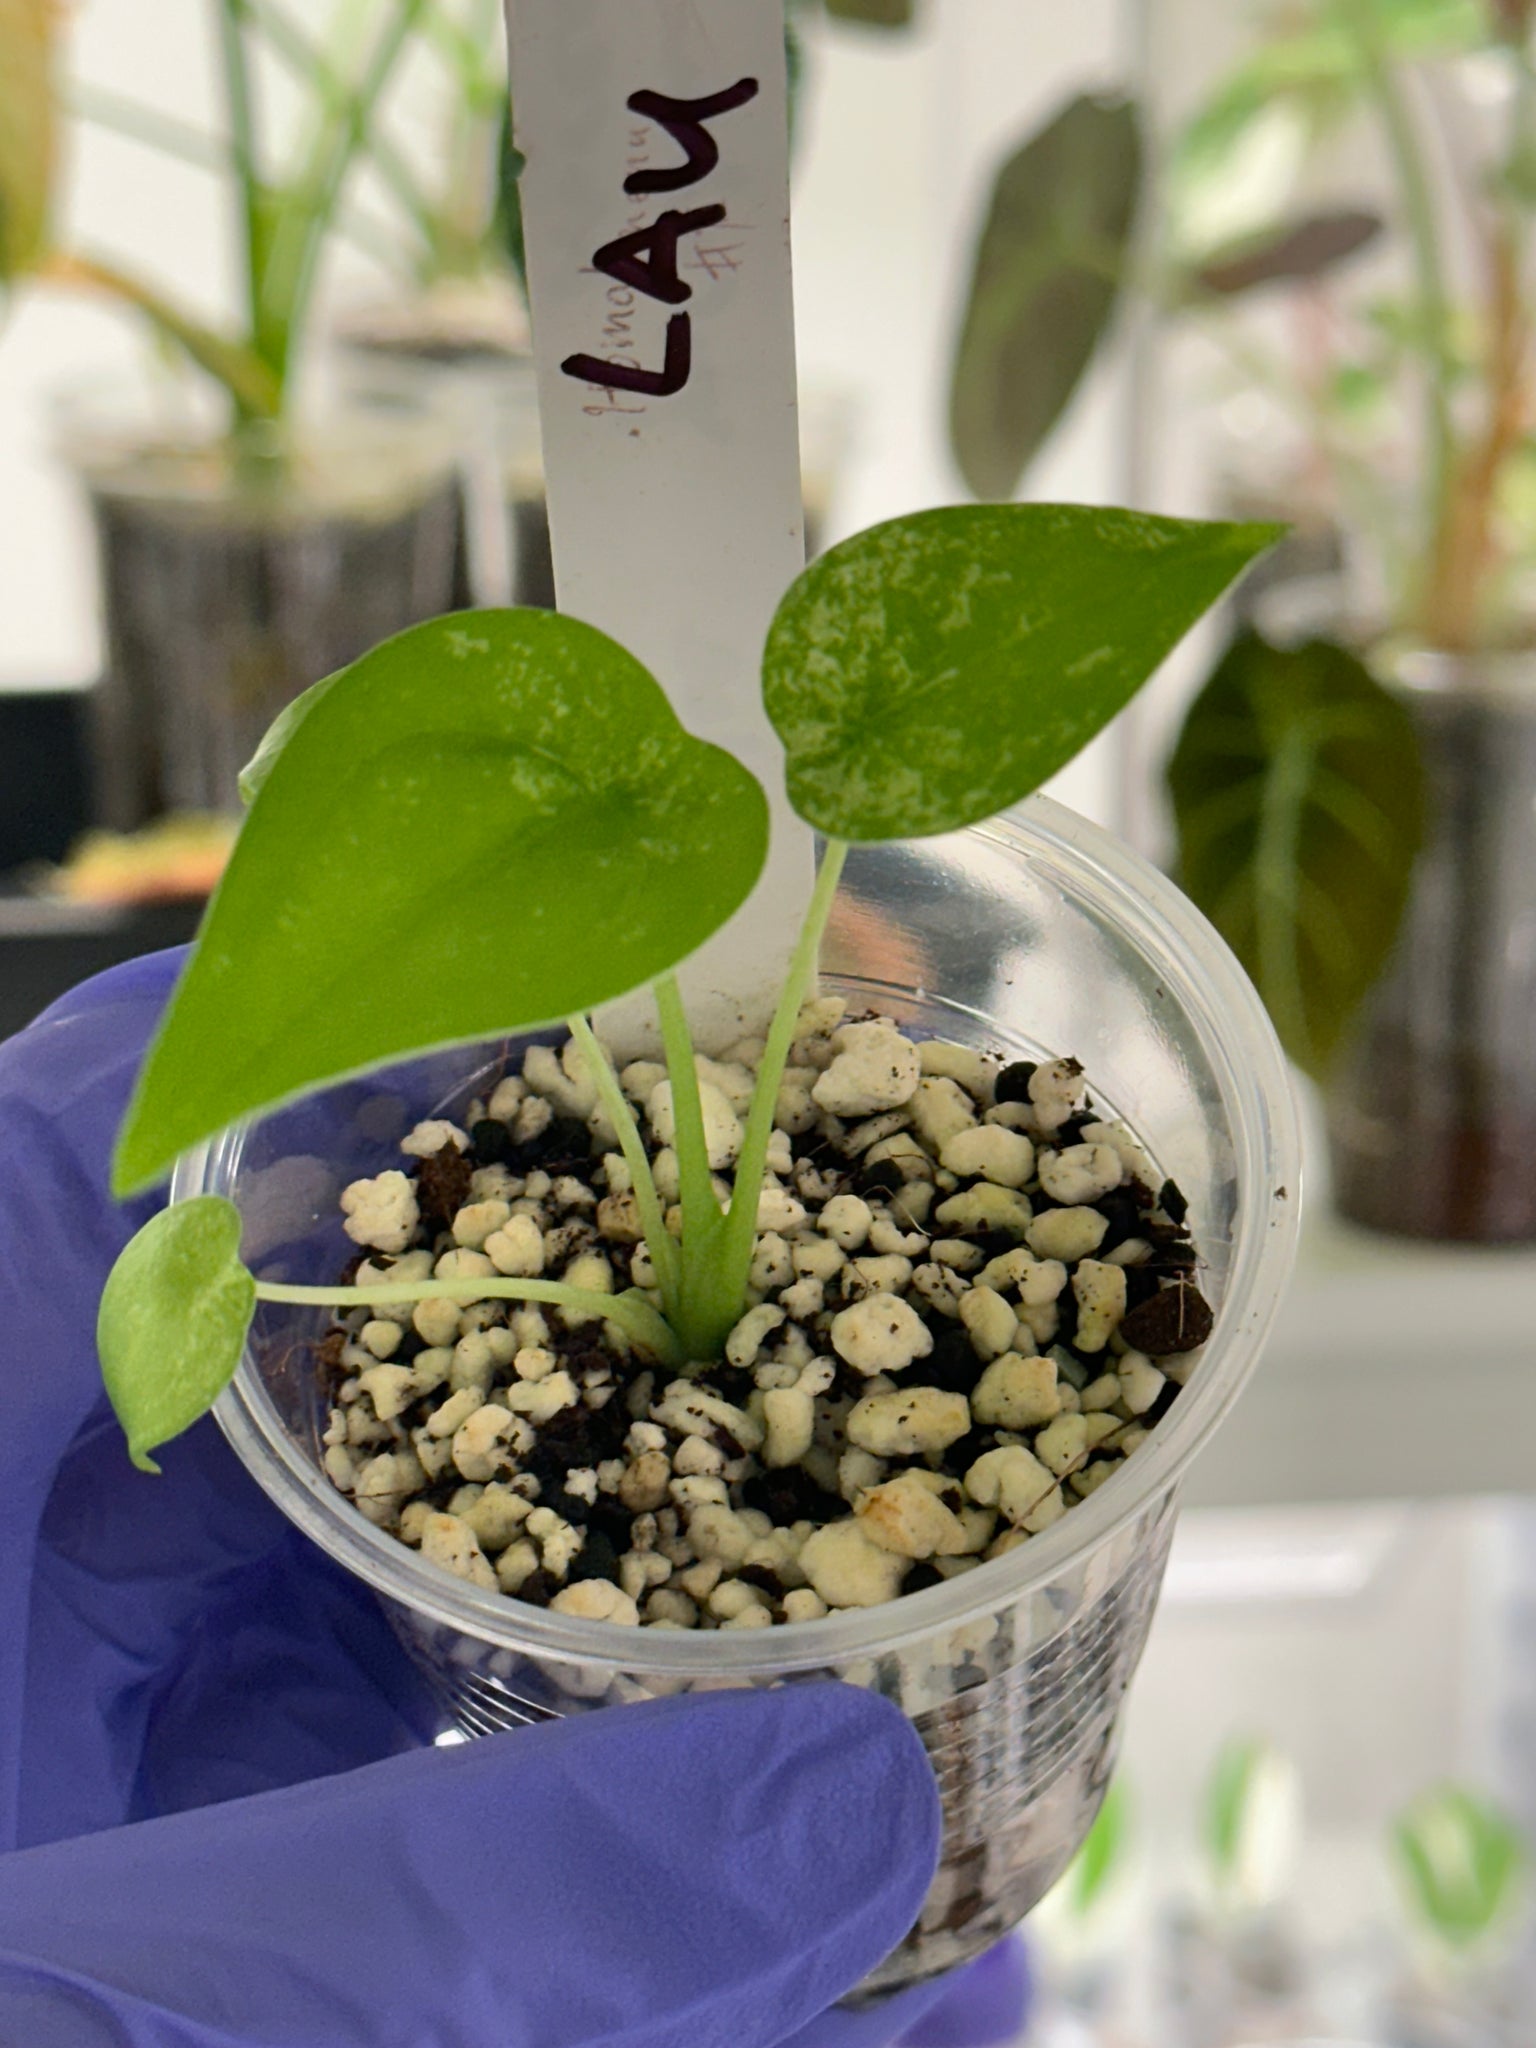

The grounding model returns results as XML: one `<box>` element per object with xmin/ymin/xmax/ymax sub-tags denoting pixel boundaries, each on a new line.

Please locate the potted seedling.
<box><xmin>95</xmin><ymin>498</ymin><xmax>1301</xmax><ymax>1992</ymax></box>
<box><xmin>1387</xmin><ymin>1785</ymin><xmax>1529</xmax><ymax>2044</ymax></box>
<box><xmin>1164</xmin><ymin>1736</ymin><xmax>1314</xmax><ymax>2043</ymax></box>
<box><xmin>0</xmin><ymin>0</ymin><xmax>459</xmax><ymax>825</ymax></box>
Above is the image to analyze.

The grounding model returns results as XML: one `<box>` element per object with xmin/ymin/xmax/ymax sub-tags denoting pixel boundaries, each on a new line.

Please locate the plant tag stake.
<box><xmin>503</xmin><ymin>0</ymin><xmax>813</xmax><ymax>1052</ymax></box>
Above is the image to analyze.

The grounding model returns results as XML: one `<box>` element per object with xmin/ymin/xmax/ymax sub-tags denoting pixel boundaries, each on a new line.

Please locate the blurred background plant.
<box><xmin>1157</xmin><ymin>0</ymin><xmax>1536</xmax><ymax>1244</ymax></box>
<box><xmin>0</xmin><ymin>0</ymin><xmax>463</xmax><ymax>831</ymax></box>
<box><xmin>6</xmin><ymin>0</ymin><xmax>442</xmax><ymax>429</ymax></box>
<box><xmin>939</xmin><ymin>0</ymin><xmax>1536</xmax><ymax>1244</ymax></box>
<box><xmin>1394</xmin><ymin>1784</ymin><xmax>1527</xmax><ymax>1966</ymax></box>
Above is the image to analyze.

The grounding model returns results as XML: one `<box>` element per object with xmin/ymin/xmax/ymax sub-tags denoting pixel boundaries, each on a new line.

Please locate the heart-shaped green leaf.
<box><xmin>949</xmin><ymin>95</ymin><xmax>1142</xmax><ymax>502</ymax></box>
<box><xmin>115</xmin><ymin>609</ymin><xmax>769</xmax><ymax>1194</ymax></box>
<box><xmin>98</xmin><ymin>1196</ymin><xmax>257</xmax><ymax>1473</ymax></box>
<box><xmin>763</xmin><ymin>505</ymin><xmax>1282</xmax><ymax>842</ymax></box>
<box><xmin>1167</xmin><ymin>631</ymin><xmax>1426</xmax><ymax>1079</ymax></box>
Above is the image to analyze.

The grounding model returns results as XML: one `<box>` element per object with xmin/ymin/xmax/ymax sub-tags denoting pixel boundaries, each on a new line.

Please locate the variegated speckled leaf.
<box><xmin>763</xmin><ymin>505</ymin><xmax>1281</xmax><ymax>842</ymax></box>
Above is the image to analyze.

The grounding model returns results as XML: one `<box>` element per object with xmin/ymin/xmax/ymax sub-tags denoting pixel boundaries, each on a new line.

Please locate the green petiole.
<box><xmin>654</xmin><ymin>970</ymin><xmax>730</xmax><ymax>1361</ymax></box>
<box><xmin>566</xmin><ymin>1012</ymin><xmax>681</xmax><ymax>1315</ymax></box>
<box><xmin>687</xmin><ymin>837</ymin><xmax>849</xmax><ymax>1359</ymax></box>
<box><xmin>254</xmin><ymin>1275</ymin><xmax>681</xmax><ymax>1366</ymax></box>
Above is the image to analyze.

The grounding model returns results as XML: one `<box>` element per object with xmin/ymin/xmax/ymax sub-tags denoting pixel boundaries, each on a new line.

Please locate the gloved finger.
<box><xmin>0</xmin><ymin>953</ymin><xmax>184</xmax><ymax>1846</ymax></box>
<box><xmin>0</xmin><ymin>1685</ymin><xmax>941</xmax><ymax>2048</ymax></box>
<box><xmin>777</xmin><ymin>1936</ymin><xmax>1030</xmax><ymax>2048</ymax></box>
<box><xmin>0</xmin><ymin>950</ymin><xmax>180</xmax><ymax>1489</ymax></box>
<box><xmin>895</xmin><ymin>1939</ymin><xmax>1030</xmax><ymax>2046</ymax></box>
<box><xmin>0</xmin><ymin>954</ymin><xmax>436</xmax><ymax>1849</ymax></box>
<box><xmin>23</xmin><ymin>1406</ymin><xmax>437</xmax><ymax>1849</ymax></box>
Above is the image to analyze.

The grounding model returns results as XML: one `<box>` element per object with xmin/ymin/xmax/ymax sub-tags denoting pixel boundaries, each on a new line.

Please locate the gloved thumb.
<box><xmin>0</xmin><ymin>1684</ymin><xmax>939</xmax><ymax>2048</ymax></box>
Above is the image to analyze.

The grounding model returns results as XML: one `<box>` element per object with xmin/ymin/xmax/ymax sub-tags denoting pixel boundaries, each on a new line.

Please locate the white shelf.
<box><xmin>1188</xmin><ymin>1206</ymin><xmax>1536</xmax><ymax>1510</ymax></box>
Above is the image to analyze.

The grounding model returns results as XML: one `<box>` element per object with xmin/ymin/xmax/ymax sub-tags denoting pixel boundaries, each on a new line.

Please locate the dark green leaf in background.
<box><xmin>1167</xmin><ymin>631</ymin><xmax>1426</xmax><ymax>1079</ymax></box>
<box><xmin>1191</xmin><ymin>208</ymin><xmax>1383</xmax><ymax>296</ymax></box>
<box><xmin>98</xmin><ymin>1197</ymin><xmax>256</xmax><ymax>1473</ymax></box>
<box><xmin>824</xmin><ymin>0</ymin><xmax>915</xmax><ymax>25</ymax></box>
<box><xmin>115</xmin><ymin>610</ymin><xmax>769</xmax><ymax>1194</ymax></box>
<box><xmin>949</xmin><ymin>95</ymin><xmax>1142</xmax><ymax>502</ymax></box>
<box><xmin>765</xmin><ymin>505</ymin><xmax>1281</xmax><ymax>842</ymax></box>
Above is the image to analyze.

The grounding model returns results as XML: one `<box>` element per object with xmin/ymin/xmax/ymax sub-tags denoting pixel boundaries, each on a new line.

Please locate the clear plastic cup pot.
<box><xmin>184</xmin><ymin>797</ymin><xmax>1303</xmax><ymax>1997</ymax></box>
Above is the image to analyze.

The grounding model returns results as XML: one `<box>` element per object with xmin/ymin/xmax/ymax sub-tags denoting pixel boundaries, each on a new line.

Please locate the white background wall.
<box><xmin>0</xmin><ymin>0</ymin><xmax>1142</xmax><ymax>812</ymax></box>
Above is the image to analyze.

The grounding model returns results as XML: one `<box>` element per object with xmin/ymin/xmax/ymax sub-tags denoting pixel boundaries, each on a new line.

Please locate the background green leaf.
<box><xmin>1062</xmin><ymin>1779</ymin><xmax>1130</xmax><ymax>1918</ymax></box>
<box><xmin>1393</xmin><ymin>1786</ymin><xmax>1527</xmax><ymax>1951</ymax></box>
<box><xmin>1167</xmin><ymin>631</ymin><xmax>1426</xmax><ymax>1080</ymax></box>
<box><xmin>949</xmin><ymin>95</ymin><xmax>1142</xmax><ymax>502</ymax></box>
<box><xmin>1189</xmin><ymin>208</ymin><xmax>1383</xmax><ymax>297</ymax></box>
<box><xmin>116</xmin><ymin>610</ymin><xmax>770</xmax><ymax>1194</ymax></box>
<box><xmin>824</xmin><ymin>0</ymin><xmax>915</xmax><ymax>25</ymax></box>
<box><xmin>764</xmin><ymin>505</ymin><xmax>1281</xmax><ymax>842</ymax></box>
<box><xmin>1164</xmin><ymin>0</ymin><xmax>1486</xmax><ymax>257</ymax></box>
<box><xmin>1204</xmin><ymin>1736</ymin><xmax>1302</xmax><ymax>1908</ymax></box>
<box><xmin>98</xmin><ymin>1196</ymin><xmax>256</xmax><ymax>1473</ymax></box>
<box><xmin>0</xmin><ymin>0</ymin><xmax>58</xmax><ymax>284</ymax></box>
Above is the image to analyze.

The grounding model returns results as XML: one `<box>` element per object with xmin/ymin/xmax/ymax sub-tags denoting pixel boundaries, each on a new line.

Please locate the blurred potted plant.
<box><xmin>1387</xmin><ymin>1784</ymin><xmax>1529</xmax><ymax>2044</ymax></box>
<box><xmin>325</xmin><ymin>0</ymin><xmax>545</xmax><ymax>607</ymax></box>
<box><xmin>0</xmin><ymin>0</ymin><xmax>460</xmax><ymax>825</ymax></box>
<box><xmin>1160</xmin><ymin>1736</ymin><xmax>1315</xmax><ymax>2047</ymax></box>
<box><xmin>1159</xmin><ymin>0</ymin><xmax>1536</xmax><ymax>1243</ymax></box>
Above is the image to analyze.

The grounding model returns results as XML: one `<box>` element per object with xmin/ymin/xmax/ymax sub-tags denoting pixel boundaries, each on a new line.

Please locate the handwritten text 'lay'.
<box><xmin>561</xmin><ymin>79</ymin><xmax>760</xmax><ymax>401</ymax></box>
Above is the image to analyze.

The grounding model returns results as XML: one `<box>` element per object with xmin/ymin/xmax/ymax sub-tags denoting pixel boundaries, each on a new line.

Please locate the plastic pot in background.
<box><xmin>181</xmin><ymin>800</ymin><xmax>1301</xmax><ymax>1997</ymax></box>
<box><xmin>1327</xmin><ymin>647</ymin><xmax>1536</xmax><ymax>1245</ymax></box>
<box><xmin>59</xmin><ymin>394</ymin><xmax>460</xmax><ymax>826</ymax></box>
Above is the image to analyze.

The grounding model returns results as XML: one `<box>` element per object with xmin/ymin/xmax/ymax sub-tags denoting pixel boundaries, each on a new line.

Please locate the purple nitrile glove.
<box><xmin>0</xmin><ymin>954</ymin><xmax>1030</xmax><ymax>2047</ymax></box>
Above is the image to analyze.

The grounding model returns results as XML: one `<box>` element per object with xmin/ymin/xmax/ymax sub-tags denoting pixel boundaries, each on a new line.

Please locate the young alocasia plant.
<box><xmin>100</xmin><ymin>501</ymin><xmax>1279</xmax><ymax>1471</ymax></box>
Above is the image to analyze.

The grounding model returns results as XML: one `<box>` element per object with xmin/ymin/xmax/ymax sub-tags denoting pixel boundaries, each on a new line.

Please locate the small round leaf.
<box><xmin>98</xmin><ymin>1196</ymin><xmax>257</xmax><ymax>1473</ymax></box>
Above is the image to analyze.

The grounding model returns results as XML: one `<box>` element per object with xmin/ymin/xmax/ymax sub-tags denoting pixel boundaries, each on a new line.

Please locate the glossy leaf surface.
<box><xmin>116</xmin><ymin>610</ymin><xmax>769</xmax><ymax>1193</ymax></box>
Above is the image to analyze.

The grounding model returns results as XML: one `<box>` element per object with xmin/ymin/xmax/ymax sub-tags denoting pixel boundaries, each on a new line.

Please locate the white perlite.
<box><xmin>318</xmin><ymin>1011</ymin><xmax>1205</xmax><ymax>1631</ymax></box>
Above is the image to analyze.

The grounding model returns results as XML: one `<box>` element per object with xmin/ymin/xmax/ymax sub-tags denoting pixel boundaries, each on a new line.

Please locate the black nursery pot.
<box><xmin>66</xmin><ymin>413</ymin><xmax>459</xmax><ymax>825</ymax></box>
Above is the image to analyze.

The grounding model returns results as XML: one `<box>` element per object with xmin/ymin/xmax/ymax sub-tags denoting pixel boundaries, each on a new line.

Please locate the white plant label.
<box><xmin>503</xmin><ymin>0</ymin><xmax>814</xmax><ymax>1052</ymax></box>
